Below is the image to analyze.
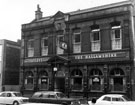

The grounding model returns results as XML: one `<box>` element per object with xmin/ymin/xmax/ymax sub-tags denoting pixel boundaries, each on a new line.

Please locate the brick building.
<box><xmin>0</xmin><ymin>39</ymin><xmax>21</xmax><ymax>91</ymax></box>
<box><xmin>21</xmin><ymin>0</ymin><xmax>135</xmax><ymax>99</ymax></box>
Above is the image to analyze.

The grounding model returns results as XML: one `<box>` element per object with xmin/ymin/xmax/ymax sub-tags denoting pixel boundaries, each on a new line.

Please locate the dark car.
<box><xmin>78</xmin><ymin>99</ymin><xmax>89</xmax><ymax>105</ymax></box>
<box><xmin>29</xmin><ymin>91</ymin><xmax>78</xmax><ymax>105</ymax></box>
<box><xmin>71</xmin><ymin>98</ymin><xmax>89</xmax><ymax>105</ymax></box>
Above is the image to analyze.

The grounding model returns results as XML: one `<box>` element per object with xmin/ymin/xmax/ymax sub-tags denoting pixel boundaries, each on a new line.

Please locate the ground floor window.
<box><xmin>38</xmin><ymin>70</ymin><xmax>49</xmax><ymax>90</ymax></box>
<box><xmin>89</xmin><ymin>77</ymin><xmax>104</xmax><ymax>91</ymax></box>
<box><xmin>109</xmin><ymin>68</ymin><xmax>126</xmax><ymax>92</ymax></box>
<box><xmin>71</xmin><ymin>69</ymin><xmax>83</xmax><ymax>91</ymax></box>
<box><xmin>24</xmin><ymin>71</ymin><xmax>34</xmax><ymax>90</ymax></box>
<box><xmin>89</xmin><ymin>69</ymin><xmax>103</xmax><ymax>91</ymax></box>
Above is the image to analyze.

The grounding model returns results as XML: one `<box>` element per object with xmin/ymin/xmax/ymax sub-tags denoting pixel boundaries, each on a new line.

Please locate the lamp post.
<box><xmin>53</xmin><ymin>67</ymin><xmax>57</xmax><ymax>91</ymax></box>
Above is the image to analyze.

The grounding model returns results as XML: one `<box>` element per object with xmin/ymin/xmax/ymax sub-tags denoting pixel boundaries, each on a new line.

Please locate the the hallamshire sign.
<box><xmin>74</xmin><ymin>51</ymin><xmax>129</xmax><ymax>60</ymax></box>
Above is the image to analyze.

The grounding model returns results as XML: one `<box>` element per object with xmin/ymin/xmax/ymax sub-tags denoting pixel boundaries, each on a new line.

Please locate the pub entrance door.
<box><xmin>54</xmin><ymin>77</ymin><xmax>65</xmax><ymax>92</ymax></box>
<box><xmin>54</xmin><ymin>70</ymin><xmax>66</xmax><ymax>92</ymax></box>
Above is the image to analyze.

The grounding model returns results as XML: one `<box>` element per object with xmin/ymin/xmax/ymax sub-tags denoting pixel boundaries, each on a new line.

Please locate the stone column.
<box><xmin>83</xmin><ymin>65</ymin><xmax>88</xmax><ymax>98</ymax></box>
<box><xmin>103</xmin><ymin>64</ymin><xmax>108</xmax><ymax>93</ymax></box>
<box><xmin>34</xmin><ymin>67</ymin><xmax>38</xmax><ymax>92</ymax></box>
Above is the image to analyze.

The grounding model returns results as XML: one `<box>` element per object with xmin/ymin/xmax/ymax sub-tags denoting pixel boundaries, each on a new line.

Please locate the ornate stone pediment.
<box><xmin>53</xmin><ymin>11</ymin><xmax>65</xmax><ymax>20</ymax></box>
<box><xmin>47</xmin><ymin>55</ymin><xmax>70</xmax><ymax>64</ymax></box>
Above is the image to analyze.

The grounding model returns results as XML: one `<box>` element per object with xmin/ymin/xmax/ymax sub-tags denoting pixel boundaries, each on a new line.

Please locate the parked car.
<box><xmin>0</xmin><ymin>91</ymin><xmax>29</xmax><ymax>105</ymax></box>
<box><xmin>78</xmin><ymin>99</ymin><xmax>89</xmax><ymax>105</ymax></box>
<box><xmin>71</xmin><ymin>99</ymin><xmax>89</xmax><ymax>105</ymax></box>
<box><xmin>28</xmin><ymin>91</ymin><xmax>78</xmax><ymax>105</ymax></box>
<box><xmin>88</xmin><ymin>94</ymin><xmax>135</xmax><ymax>105</ymax></box>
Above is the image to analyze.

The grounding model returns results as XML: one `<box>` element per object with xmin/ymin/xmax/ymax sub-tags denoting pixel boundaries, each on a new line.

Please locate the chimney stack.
<box><xmin>35</xmin><ymin>4</ymin><xmax>42</xmax><ymax>20</ymax></box>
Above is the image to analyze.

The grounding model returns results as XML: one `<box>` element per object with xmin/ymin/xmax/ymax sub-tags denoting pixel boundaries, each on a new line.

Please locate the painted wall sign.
<box><xmin>74</xmin><ymin>51</ymin><xmax>129</xmax><ymax>60</ymax></box>
<box><xmin>24</xmin><ymin>57</ymin><xmax>49</xmax><ymax>63</ymax></box>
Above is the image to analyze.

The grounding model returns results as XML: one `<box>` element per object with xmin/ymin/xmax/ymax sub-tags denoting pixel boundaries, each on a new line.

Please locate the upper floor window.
<box><xmin>91</xmin><ymin>28</ymin><xmax>100</xmax><ymax>52</ymax></box>
<box><xmin>27</xmin><ymin>39</ymin><xmax>34</xmax><ymax>57</ymax></box>
<box><xmin>73</xmin><ymin>32</ymin><xmax>81</xmax><ymax>53</ymax></box>
<box><xmin>41</xmin><ymin>37</ymin><xmax>48</xmax><ymax>56</ymax></box>
<box><xmin>56</xmin><ymin>35</ymin><xmax>64</xmax><ymax>54</ymax></box>
<box><xmin>111</xmin><ymin>25</ymin><xmax>122</xmax><ymax>50</ymax></box>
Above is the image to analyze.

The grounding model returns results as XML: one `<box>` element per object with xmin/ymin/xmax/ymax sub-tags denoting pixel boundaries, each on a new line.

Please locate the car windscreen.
<box><xmin>122</xmin><ymin>95</ymin><xmax>131</xmax><ymax>101</ymax></box>
<box><xmin>13</xmin><ymin>92</ymin><xmax>22</xmax><ymax>97</ymax></box>
<box><xmin>32</xmin><ymin>92</ymin><xmax>42</xmax><ymax>98</ymax></box>
<box><xmin>56</xmin><ymin>93</ymin><xmax>66</xmax><ymax>98</ymax></box>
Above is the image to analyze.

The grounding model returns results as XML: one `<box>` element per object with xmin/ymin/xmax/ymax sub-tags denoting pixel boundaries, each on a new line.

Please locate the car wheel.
<box><xmin>13</xmin><ymin>101</ymin><xmax>19</xmax><ymax>105</ymax></box>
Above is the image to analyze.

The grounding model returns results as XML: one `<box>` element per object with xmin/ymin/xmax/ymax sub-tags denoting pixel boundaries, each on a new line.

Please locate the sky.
<box><xmin>0</xmin><ymin>0</ymin><xmax>127</xmax><ymax>42</ymax></box>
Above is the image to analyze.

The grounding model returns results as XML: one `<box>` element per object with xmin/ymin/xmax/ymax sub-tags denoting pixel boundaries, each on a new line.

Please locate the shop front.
<box><xmin>21</xmin><ymin>50</ymin><xmax>133</xmax><ymax>99</ymax></box>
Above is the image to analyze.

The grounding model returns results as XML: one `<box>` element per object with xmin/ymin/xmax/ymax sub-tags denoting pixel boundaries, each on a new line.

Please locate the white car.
<box><xmin>0</xmin><ymin>91</ymin><xmax>29</xmax><ymax>105</ymax></box>
<box><xmin>88</xmin><ymin>94</ymin><xmax>135</xmax><ymax>105</ymax></box>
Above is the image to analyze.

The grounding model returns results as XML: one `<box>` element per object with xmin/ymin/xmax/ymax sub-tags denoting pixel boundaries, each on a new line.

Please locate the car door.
<box><xmin>48</xmin><ymin>94</ymin><xmax>58</xmax><ymax>104</ymax></box>
<box><xmin>96</xmin><ymin>96</ymin><xmax>112</xmax><ymax>105</ymax></box>
<box><xmin>111</xmin><ymin>97</ymin><xmax>126</xmax><ymax>105</ymax></box>
<box><xmin>6</xmin><ymin>93</ymin><xmax>14</xmax><ymax>104</ymax></box>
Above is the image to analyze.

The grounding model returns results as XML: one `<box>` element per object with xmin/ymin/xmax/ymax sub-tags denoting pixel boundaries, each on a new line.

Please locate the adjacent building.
<box><xmin>21</xmin><ymin>0</ymin><xmax>135</xmax><ymax>99</ymax></box>
<box><xmin>0</xmin><ymin>39</ymin><xmax>21</xmax><ymax>91</ymax></box>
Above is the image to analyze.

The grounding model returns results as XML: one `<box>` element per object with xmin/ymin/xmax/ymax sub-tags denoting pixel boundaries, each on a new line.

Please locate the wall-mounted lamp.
<box><xmin>53</xmin><ymin>67</ymin><xmax>57</xmax><ymax>72</ymax></box>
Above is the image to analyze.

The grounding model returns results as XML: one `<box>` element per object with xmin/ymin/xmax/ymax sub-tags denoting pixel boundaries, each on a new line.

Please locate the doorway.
<box><xmin>110</xmin><ymin>68</ymin><xmax>125</xmax><ymax>92</ymax></box>
<box><xmin>113</xmin><ymin>77</ymin><xmax>123</xmax><ymax>91</ymax></box>
<box><xmin>54</xmin><ymin>77</ymin><xmax>65</xmax><ymax>92</ymax></box>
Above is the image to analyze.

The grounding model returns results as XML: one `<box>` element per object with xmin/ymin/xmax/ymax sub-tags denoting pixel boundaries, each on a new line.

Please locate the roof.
<box><xmin>33</xmin><ymin>0</ymin><xmax>132</xmax><ymax>23</ymax></box>
<box><xmin>68</xmin><ymin>0</ymin><xmax>132</xmax><ymax>15</ymax></box>
<box><xmin>22</xmin><ymin>0</ymin><xmax>134</xmax><ymax>28</ymax></box>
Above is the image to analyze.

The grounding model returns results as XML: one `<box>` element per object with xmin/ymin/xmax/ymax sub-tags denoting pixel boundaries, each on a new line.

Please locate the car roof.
<box><xmin>34</xmin><ymin>91</ymin><xmax>62</xmax><ymax>94</ymax></box>
<box><xmin>102</xmin><ymin>94</ymin><xmax>123</xmax><ymax>97</ymax></box>
<box><xmin>0</xmin><ymin>91</ymin><xmax>20</xmax><ymax>93</ymax></box>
